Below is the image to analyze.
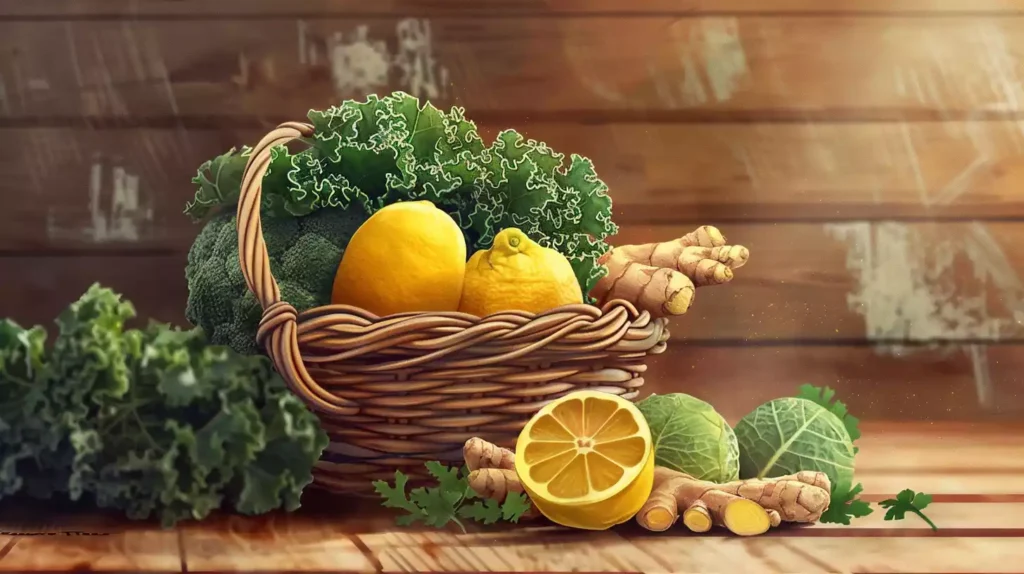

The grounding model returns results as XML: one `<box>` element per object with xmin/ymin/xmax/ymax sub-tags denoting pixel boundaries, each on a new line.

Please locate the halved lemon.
<box><xmin>514</xmin><ymin>390</ymin><xmax>654</xmax><ymax>530</ymax></box>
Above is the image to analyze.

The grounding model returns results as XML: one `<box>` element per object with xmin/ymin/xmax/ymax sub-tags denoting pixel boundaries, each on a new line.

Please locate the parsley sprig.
<box><xmin>880</xmin><ymin>489</ymin><xmax>938</xmax><ymax>530</ymax></box>
<box><xmin>373</xmin><ymin>461</ymin><xmax>531</xmax><ymax>532</ymax></box>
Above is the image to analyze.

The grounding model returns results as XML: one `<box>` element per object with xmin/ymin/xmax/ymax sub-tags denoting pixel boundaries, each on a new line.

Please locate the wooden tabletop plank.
<box><xmin>5</xmin><ymin>0</ymin><xmax>1024</xmax><ymax>18</ymax></box>
<box><xmin>7</xmin><ymin>17</ymin><xmax>1024</xmax><ymax>122</ymax></box>
<box><xmin>178</xmin><ymin>512</ymin><xmax>378</xmax><ymax>572</ymax></box>
<box><xmin>626</xmin><ymin>537</ymin><xmax>1024</xmax><ymax>573</ymax></box>
<box><xmin>0</xmin><ymin>527</ymin><xmax>181</xmax><ymax>572</ymax></box>
<box><xmin>7</xmin><ymin>121</ymin><xmax>1024</xmax><ymax>253</ymax></box>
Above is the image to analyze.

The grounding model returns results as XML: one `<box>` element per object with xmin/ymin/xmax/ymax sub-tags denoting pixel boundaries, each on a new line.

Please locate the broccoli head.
<box><xmin>185</xmin><ymin>208</ymin><xmax>367</xmax><ymax>355</ymax></box>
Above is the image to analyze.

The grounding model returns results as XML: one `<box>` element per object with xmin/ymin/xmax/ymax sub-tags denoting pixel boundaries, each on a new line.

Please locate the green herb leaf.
<box><xmin>879</xmin><ymin>489</ymin><xmax>938</xmax><ymax>530</ymax></box>
<box><xmin>458</xmin><ymin>498</ymin><xmax>503</xmax><ymax>525</ymax></box>
<box><xmin>409</xmin><ymin>486</ymin><xmax>464</xmax><ymax>528</ymax></box>
<box><xmin>819</xmin><ymin>482</ymin><xmax>874</xmax><ymax>525</ymax></box>
<box><xmin>500</xmin><ymin>492</ymin><xmax>532</xmax><ymax>523</ymax></box>
<box><xmin>796</xmin><ymin>384</ymin><xmax>862</xmax><ymax>448</ymax></box>
<box><xmin>373</xmin><ymin>471</ymin><xmax>423</xmax><ymax>518</ymax></box>
<box><xmin>376</xmin><ymin>461</ymin><xmax>531</xmax><ymax>530</ymax></box>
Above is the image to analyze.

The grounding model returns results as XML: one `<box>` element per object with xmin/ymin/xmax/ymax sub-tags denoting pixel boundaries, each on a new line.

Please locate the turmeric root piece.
<box><xmin>589</xmin><ymin>225</ymin><xmax>750</xmax><ymax>318</ymax></box>
<box><xmin>464</xmin><ymin>437</ymin><xmax>515</xmax><ymax>471</ymax></box>
<box><xmin>636</xmin><ymin>467</ymin><xmax>831</xmax><ymax>535</ymax></box>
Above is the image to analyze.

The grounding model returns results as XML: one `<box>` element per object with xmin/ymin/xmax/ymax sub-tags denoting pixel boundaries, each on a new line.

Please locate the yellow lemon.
<box><xmin>458</xmin><ymin>228</ymin><xmax>583</xmax><ymax>317</ymax></box>
<box><xmin>515</xmin><ymin>390</ymin><xmax>655</xmax><ymax>530</ymax></box>
<box><xmin>331</xmin><ymin>200</ymin><xmax>466</xmax><ymax>316</ymax></box>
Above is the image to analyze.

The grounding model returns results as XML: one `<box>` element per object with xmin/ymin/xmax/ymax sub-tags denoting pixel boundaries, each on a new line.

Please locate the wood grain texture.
<box><xmin>5</xmin><ymin>122</ymin><xmax>1024</xmax><ymax>255</ymax></box>
<box><xmin>9</xmin><ymin>0</ymin><xmax>1024</xmax><ymax>18</ymax></box>
<box><xmin>0</xmin><ymin>527</ymin><xmax>180</xmax><ymax>572</ymax></box>
<box><xmin>643</xmin><ymin>345</ymin><xmax>1024</xmax><ymax>421</ymax></box>
<box><xmin>5</xmin><ymin>217</ymin><xmax>1024</xmax><ymax>344</ymax></box>
<box><xmin>7</xmin><ymin>17</ymin><xmax>1024</xmax><ymax>122</ymax></box>
<box><xmin>5</xmin><ymin>0</ymin><xmax>1024</xmax><ymax>18</ymax></box>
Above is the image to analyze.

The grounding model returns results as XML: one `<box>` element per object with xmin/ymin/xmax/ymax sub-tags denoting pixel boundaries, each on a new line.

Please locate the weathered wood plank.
<box><xmin>5</xmin><ymin>122</ymin><xmax>1024</xmax><ymax>255</ymax></box>
<box><xmin>6</xmin><ymin>17</ymin><xmax>1024</xmax><ymax>122</ymax></box>
<box><xmin>5</xmin><ymin>0</ymin><xmax>1024</xmax><ymax>18</ymax></box>
<box><xmin>3</xmin><ymin>219</ymin><xmax>1024</xmax><ymax>344</ymax></box>
<box><xmin>858</xmin><ymin>472</ymin><xmax>1024</xmax><ymax>498</ymax></box>
<box><xmin>179</xmin><ymin>513</ymin><xmax>377</xmax><ymax>572</ymax></box>
<box><xmin>624</xmin><ymin>537</ymin><xmax>1024</xmax><ymax>573</ymax></box>
<box><xmin>644</xmin><ymin>345</ymin><xmax>1024</xmax><ymax>422</ymax></box>
<box><xmin>0</xmin><ymin>527</ymin><xmax>181</xmax><ymax>572</ymax></box>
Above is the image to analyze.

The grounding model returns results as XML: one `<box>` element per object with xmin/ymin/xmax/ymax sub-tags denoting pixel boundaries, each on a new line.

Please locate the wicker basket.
<box><xmin>235</xmin><ymin>122</ymin><xmax>670</xmax><ymax>494</ymax></box>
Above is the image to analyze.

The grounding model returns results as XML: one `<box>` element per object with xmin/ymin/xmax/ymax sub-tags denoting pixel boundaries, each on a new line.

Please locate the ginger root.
<box><xmin>589</xmin><ymin>225</ymin><xmax>750</xmax><ymax>318</ymax></box>
<box><xmin>636</xmin><ymin>467</ymin><xmax>831</xmax><ymax>536</ymax></box>
<box><xmin>464</xmin><ymin>437</ymin><xmax>515</xmax><ymax>471</ymax></box>
<box><xmin>461</xmin><ymin>437</ymin><xmax>831</xmax><ymax>536</ymax></box>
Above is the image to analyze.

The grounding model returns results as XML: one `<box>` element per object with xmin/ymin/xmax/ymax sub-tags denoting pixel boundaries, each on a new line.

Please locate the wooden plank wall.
<box><xmin>1</xmin><ymin>0</ymin><xmax>1022</xmax><ymax>422</ymax></box>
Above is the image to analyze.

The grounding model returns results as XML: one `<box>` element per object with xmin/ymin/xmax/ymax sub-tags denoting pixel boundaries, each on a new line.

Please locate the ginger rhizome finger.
<box><xmin>463</xmin><ymin>438</ymin><xmax>536</xmax><ymax>520</ymax></box>
<box><xmin>635</xmin><ymin>467</ymin><xmax>831</xmax><ymax>535</ymax></box>
<box><xmin>589</xmin><ymin>225</ymin><xmax>750</xmax><ymax>318</ymax></box>
<box><xmin>467</xmin><ymin>468</ymin><xmax>524</xmax><ymax>501</ymax></box>
<box><xmin>464</xmin><ymin>437</ymin><xmax>515</xmax><ymax>471</ymax></box>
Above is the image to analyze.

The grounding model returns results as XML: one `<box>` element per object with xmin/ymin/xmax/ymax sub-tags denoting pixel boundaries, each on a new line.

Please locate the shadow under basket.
<box><xmin>235</xmin><ymin>122</ymin><xmax>671</xmax><ymax>494</ymax></box>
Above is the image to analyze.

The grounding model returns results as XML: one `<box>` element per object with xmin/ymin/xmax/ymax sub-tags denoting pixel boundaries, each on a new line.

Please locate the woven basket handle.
<box><xmin>236</xmin><ymin>122</ymin><xmax>359</xmax><ymax>416</ymax></box>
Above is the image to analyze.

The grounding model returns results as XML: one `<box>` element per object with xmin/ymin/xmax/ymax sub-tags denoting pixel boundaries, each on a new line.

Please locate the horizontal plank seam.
<box><xmin>12</xmin><ymin>111</ymin><xmax>1024</xmax><ymax>130</ymax></box>
<box><xmin>7</xmin><ymin>11</ymin><xmax>1024</xmax><ymax>21</ymax></box>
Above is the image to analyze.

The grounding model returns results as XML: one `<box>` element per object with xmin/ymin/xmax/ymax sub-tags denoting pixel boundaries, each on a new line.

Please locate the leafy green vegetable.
<box><xmin>791</xmin><ymin>384</ymin><xmax>875</xmax><ymax>525</ymax></box>
<box><xmin>796</xmin><ymin>384</ymin><xmax>861</xmax><ymax>452</ymax></box>
<box><xmin>185</xmin><ymin>206</ymin><xmax>367</xmax><ymax>355</ymax></box>
<box><xmin>185</xmin><ymin>91</ymin><xmax>618</xmax><ymax>331</ymax></box>
<box><xmin>820</xmin><ymin>482</ymin><xmax>874</xmax><ymax>525</ymax></box>
<box><xmin>636</xmin><ymin>393</ymin><xmax>739</xmax><ymax>482</ymax></box>
<box><xmin>0</xmin><ymin>319</ymin><xmax>58</xmax><ymax>498</ymax></box>
<box><xmin>0</xmin><ymin>285</ymin><xmax>330</xmax><ymax>527</ymax></box>
<box><xmin>373</xmin><ymin>461</ymin><xmax>531</xmax><ymax>532</ymax></box>
<box><xmin>879</xmin><ymin>489</ymin><xmax>938</xmax><ymax>530</ymax></box>
<box><xmin>734</xmin><ymin>397</ymin><xmax>856</xmax><ymax>496</ymax></box>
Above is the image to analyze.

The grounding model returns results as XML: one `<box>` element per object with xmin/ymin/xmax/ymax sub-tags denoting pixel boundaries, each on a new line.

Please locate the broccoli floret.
<box><xmin>185</xmin><ymin>207</ymin><xmax>368</xmax><ymax>355</ymax></box>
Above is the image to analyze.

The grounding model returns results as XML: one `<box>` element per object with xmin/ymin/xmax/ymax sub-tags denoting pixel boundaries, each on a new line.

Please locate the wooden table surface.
<box><xmin>0</xmin><ymin>422</ymin><xmax>1021</xmax><ymax>574</ymax></box>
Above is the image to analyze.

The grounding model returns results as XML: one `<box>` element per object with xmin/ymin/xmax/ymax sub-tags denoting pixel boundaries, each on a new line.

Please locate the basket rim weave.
<box><xmin>235</xmin><ymin>121</ymin><xmax>665</xmax><ymax>420</ymax></box>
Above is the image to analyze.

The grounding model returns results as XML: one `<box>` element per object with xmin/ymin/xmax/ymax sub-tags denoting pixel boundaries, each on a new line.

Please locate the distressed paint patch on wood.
<box><xmin>825</xmin><ymin>220</ymin><xmax>1024</xmax><ymax>407</ymax></box>
<box><xmin>824</xmin><ymin>222</ymin><xmax>1024</xmax><ymax>343</ymax></box>
<box><xmin>296</xmin><ymin>17</ymin><xmax>449</xmax><ymax>102</ymax></box>
<box><xmin>45</xmin><ymin>155</ymin><xmax>154</xmax><ymax>243</ymax></box>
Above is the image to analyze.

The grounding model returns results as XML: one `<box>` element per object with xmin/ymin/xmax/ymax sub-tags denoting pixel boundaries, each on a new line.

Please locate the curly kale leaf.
<box><xmin>42</xmin><ymin>286</ymin><xmax>328</xmax><ymax>527</ymax></box>
<box><xmin>0</xmin><ymin>319</ymin><xmax>58</xmax><ymax>498</ymax></box>
<box><xmin>185</xmin><ymin>91</ymin><xmax>617</xmax><ymax>316</ymax></box>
